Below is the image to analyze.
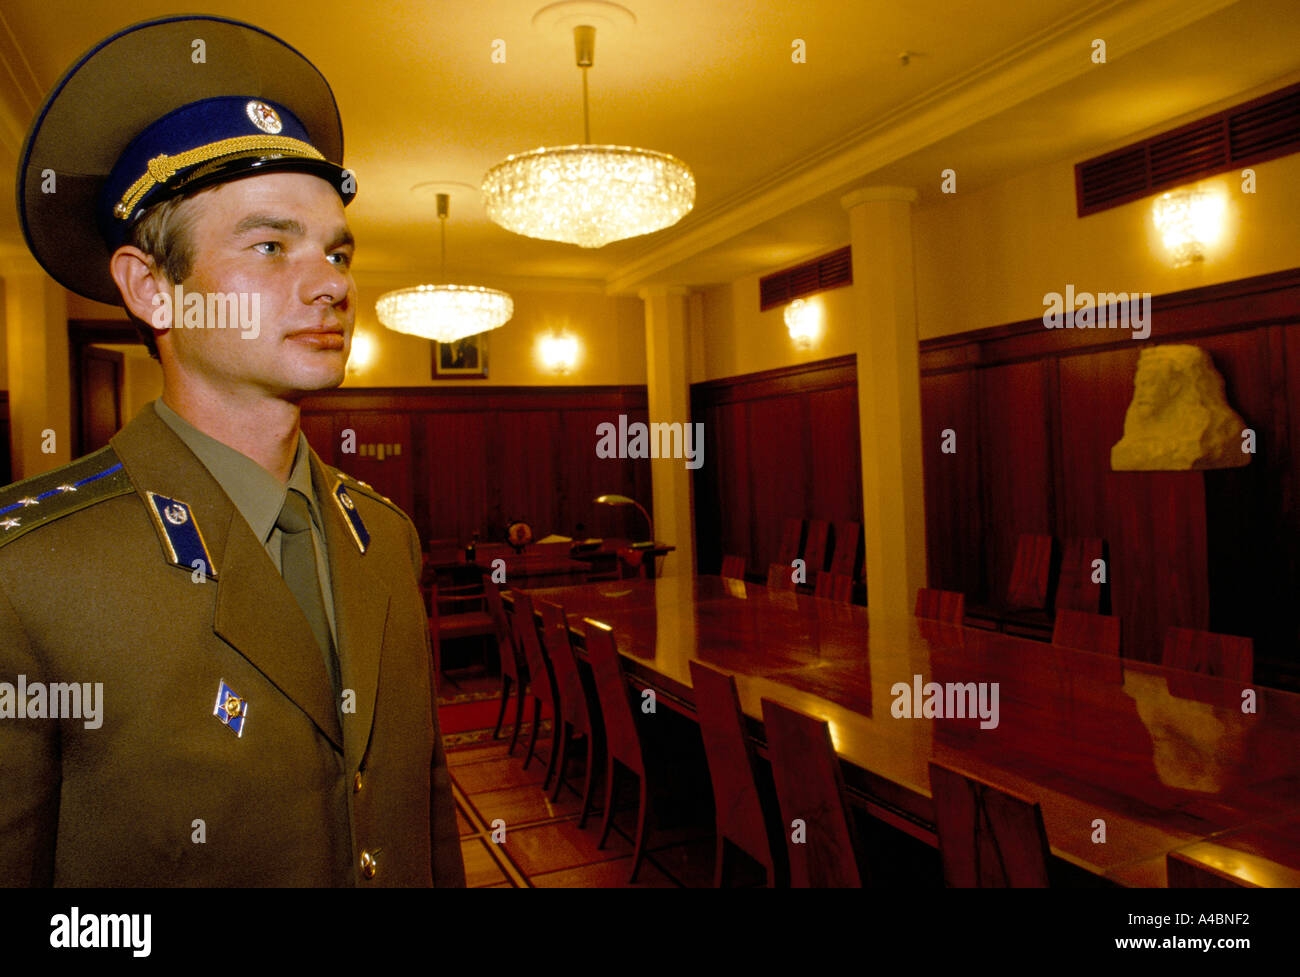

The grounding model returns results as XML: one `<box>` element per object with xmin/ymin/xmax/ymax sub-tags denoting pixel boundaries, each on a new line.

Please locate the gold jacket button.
<box><xmin>360</xmin><ymin>850</ymin><xmax>377</xmax><ymax>879</ymax></box>
<box><xmin>353</xmin><ymin>771</ymin><xmax>363</xmax><ymax>793</ymax></box>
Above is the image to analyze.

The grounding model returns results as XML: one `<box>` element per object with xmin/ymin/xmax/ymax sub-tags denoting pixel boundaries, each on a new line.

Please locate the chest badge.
<box><xmin>213</xmin><ymin>680</ymin><xmax>248</xmax><ymax>737</ymax></box>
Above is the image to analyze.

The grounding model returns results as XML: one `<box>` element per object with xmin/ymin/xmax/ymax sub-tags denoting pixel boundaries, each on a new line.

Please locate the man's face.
<box><xmin>1133</xmin><ymin>360</ymin><xmax>1181</xmax><ymax>420</ymax></box>
<box><xmin>159</xmin><ymin>171</ymin><xmax>355</xmax><ymax>399</ymax></box>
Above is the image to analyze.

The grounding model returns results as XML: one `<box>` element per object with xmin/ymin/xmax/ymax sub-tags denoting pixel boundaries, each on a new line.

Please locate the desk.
<box><xmin>429</xmin><ymin>545</ymin><xmax>591</xmax><ymax>589</ymax></box>
<box><xmin>509</xmin><ymin>575</ymin><xmax>1300</xmax><ymax>886</ymax></box>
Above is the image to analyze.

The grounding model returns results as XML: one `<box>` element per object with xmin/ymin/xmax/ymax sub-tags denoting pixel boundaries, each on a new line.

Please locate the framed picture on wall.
<box><xmin>432</xmin><ymin>333</ymin><xmax>488</xmax><ymax>379</ymax></box>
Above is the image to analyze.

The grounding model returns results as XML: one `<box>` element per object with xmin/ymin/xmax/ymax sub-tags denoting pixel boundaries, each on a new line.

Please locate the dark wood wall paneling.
<box><xmin>0</xmin><ymin>391</ymin><xmax>10</xmax><ymax>485</ymax></box>
<box><xmin>300</xmin><ymin>386</ymin><xmax>652</xmax><ymax>549</ymax></box>
<box><xmin>691</xmin><ymin>356</ymin><xmax>863</xmax><ymax>578</ymax></box>
<box><xmin>919</xmin><ymin>268</ymin><xmax>1300</xmax><ymax>687</ymax></box>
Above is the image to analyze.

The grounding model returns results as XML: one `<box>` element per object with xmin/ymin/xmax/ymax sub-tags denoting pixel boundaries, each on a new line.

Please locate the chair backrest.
<box><xmin>766</xmin><ymin>563</ymin><xmax>798</xmax><ymax>592</ymax></box>
<box><xmin>616</xmin><ymin>548</ymin><xmax>648</xmax><ymax>580</ymax></box>
<box><xmin>481</xmin><ymin>574</ymin><xmax>523</xmax><ymax>680</ymax></box>
<box><xmin>511</xmin><ymin>591</ymin><xmax>554</xmax><ymax>707</ymax></box>
<box><xmin>720</xmin><ymin>554</ymin><xmax>746</xmax><ymax>580</ymax></box>
<box><xmin>803</xmin><ymin>519</ymin><xmax>830</xmax><ymax>577</ymax></box>
<box><xmin>928</xmin><ymin>761</ymin><xmax>1051</xmax><ymax>887</ymax></box>
<box><xmin>1166</xmin><ymin>851</ymin><xmax>1258</xmax><ymax>888</ymax></box>
<box><xmin>690</xmin><ymin>661</ymin><xmax>774</xmax><ymax>870</ymax></box>
<box><xmin>915</xmin><ymin>587</ymin><xmax>965</xmax><ymax>624</ymax></box>
<box><xmin>828</xmin><ymin>521</ymin><xmax>861</xmax><ymax>578</ymax></box>
<box><xmin>582</xmin><ymin>619</ymin><xmax>644</xmax><ymax>775</ymax></box>
<box><xmin>1162</xmin><ymin>627</ymin><xmax>1253</xmax><ymax>683</ymax></box>
<box><xmin>1006</xmin><ymin>533</ymin><xmax>1054</xmax><ymax>609</ymax></box>
<box><xmin>776</xmin><ymin>518</ymin><xmax>803</xmax><ymax>567</ymax></box>
<box><xmin>1056</xmin><ymin>537</ymin><xmax>1104</xmax><ymax>612</ymax></box>
<box><xmin>537</xmin><ymin>599</ymin><xmax>589</xmax><ymax>732</ymax></box>
<box><xmin>1052</xmin><ymin>609</ymin><xmax>1120</xmax><ymax>656</ymax></box>
<box><xmin>813</xmin><ymin>572</ymin><xmax>854</xmax><ymax>603</ymax></box>
<box><xmin>761</xmin><ymin>698</ymin><xmax>863</xmax><ymax>887</ymax></box>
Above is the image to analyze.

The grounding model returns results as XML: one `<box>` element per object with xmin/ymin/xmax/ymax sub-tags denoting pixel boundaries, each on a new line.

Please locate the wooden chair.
<box><xmin>928</xmin><ymin>761</ymin><xmax>1051</xmax><ymax>888</ymax></box>
<box><xmin>616</xmin><ymin>548</ymin><xmax>649</xmax><ymax>580</ymax></box>
<box><xmin>720</xmin><ymin>554</ymin><xmax>746</xmax><ymax>581</ymax></box>
<box><xmin>537</xmin><ymin>599</ymin><xmax>603</xmax><ymax>826</ymax></box>
<box><xmin>690</xmin><ymin>661</ymin><xmax>784</xmax><ymax>887</ymax></box>
<box><xmin>766</xmin><ymin>563</ymin><xmax>797</xmax><ymax>592</ymax></box>
<box><xmin>511</xmin><ymin>592</ymin><xmax>561</xmax><ymax>786</ymax></box>
<box><xmin>803</xmin><ymin>519</ymin><xmax>830</xmax><ymax>580</ymax></box>
<box><xmin>586</xmin><ymin>618</ymin><xmax>656</xmax><ymax>883</ymax></box>
<box><xmin>1167</xmin><ymin>850</ymin><xmax>1259</xmax><ymax>888</ymax></box>
<box><xmin>1052</xmin><ymin>609</ymin><xmax>1120</xmax><ymax>656</ymax></box>
<box><xmin>915</xmin><ymin>588</ymin><xmax>965</xmax><ymax>624</ymax></box>
<box><xmin>1162</xmin><ymin>627</ymin><xmax>1254</xmax><ymax>683</ymax></box>
<box><xmin>1006</xmin><ymin>534</ymin><xmax>1055</xmax><ymax>609</ymax></box>
<box><xmin>761</xmin><ymin>698</ymin><xmax>863</xmax><ymax>887</ymax></box>
<box><xmin>813</xmin><ymin>572</ymin><xmax>854</xmax><ymax>603</ymax></box>
<box><xmin>968</xmin><ymin>533</ymin><xmax>1055</xmax><ymax>634</ymax></box>
<box><xmin>775</xmin><ymin>518</ymin><xmax>803</xmax><ymax>568</ymax></box>
<box><xmin>1055</xmin><ymin>537</ymin><xmax>1105</xmax><ymax>613</ymax></box>
<box><xmin>828</xmin><ymin>521</ymin><xmax>861</xmax><ymax>579</ymax></box>
<box><xmin>482</xmin><ymin>575</ymin><xmax>529</xmax><ymax>754</ymax></box>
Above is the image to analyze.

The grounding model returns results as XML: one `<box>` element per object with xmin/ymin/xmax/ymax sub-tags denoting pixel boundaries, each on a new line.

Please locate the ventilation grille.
<box><xmin>1076</xmin><ymin>81</ymin><xmax>1300</xmax><ymax>217</ymax></box>
<box><xmin>759</xmin><ymin>246</ymin><xmax>852</xmax><ymax>310</ymax></box>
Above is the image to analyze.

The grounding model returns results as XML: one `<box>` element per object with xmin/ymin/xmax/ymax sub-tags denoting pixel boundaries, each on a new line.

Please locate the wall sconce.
<box><xmin>539</xmin><ymin>332</ymin><xmax>580</xmax><ymax>374</ymax></box>
<box><xmin>347</xmin><ymin>331</ymin><xmax>374</xmax><ymax>375</ymax></box>
<box><xmin>784</xmin><ymin>298</ymin><xmax>818</xmax><ymax>348</ymax></box>
<box><xmin>1152</xmin><ymin>188</ymin><xmax>1225</xmax><ymax>267</ymax></box>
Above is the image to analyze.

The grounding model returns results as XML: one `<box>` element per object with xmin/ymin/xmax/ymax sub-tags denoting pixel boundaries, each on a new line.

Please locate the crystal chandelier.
<box><xmin>376</xmin><ymin>193</ymin><xmax>513</xmax><ymax>343</ymax></box>
<box><xmin>481</xmin><ymin>25</ymin><xmax>694</xmax><ymax>248</ymax></box>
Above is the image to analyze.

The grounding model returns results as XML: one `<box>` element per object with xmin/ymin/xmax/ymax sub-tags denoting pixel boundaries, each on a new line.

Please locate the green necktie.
<box><xmin>277</xmin><ymin>488</ymin><xmax>339</xmax><ymax>696</ymax></box>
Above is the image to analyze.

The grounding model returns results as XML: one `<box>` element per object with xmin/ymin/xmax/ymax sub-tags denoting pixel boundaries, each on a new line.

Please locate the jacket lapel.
<box><xmin>111</xmin><ymin>405</ymin><xmax>344</xmax><ymax>750</ymax></box>
<box><xmin>312</xmin><ymin>452</ymin><xmax>389</xmax><ymax>771</ymax></box>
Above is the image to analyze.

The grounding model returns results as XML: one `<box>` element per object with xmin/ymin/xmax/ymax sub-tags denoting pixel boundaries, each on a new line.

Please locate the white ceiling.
<box><xmin>2</xmin><ymin>0</ymin><xmax>1298</xmax><ymax>294</ymax></box>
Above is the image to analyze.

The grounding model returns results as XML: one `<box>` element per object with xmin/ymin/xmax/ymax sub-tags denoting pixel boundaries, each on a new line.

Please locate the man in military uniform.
<box><xmin>0</xmin><ymin>16</ymin><xmax>465</xmax><ymax>887</ymax></box>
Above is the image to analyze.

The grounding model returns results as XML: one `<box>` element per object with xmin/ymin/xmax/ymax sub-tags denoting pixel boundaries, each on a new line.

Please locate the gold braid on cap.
<box><xmin>113</xmin><ymin>135</ymin><xmax>326</xmax><ymax>219</ymax></box>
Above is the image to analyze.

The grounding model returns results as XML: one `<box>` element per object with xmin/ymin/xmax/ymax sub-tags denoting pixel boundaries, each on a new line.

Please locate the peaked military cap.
<box><xmin>16</xmin><ymin>15</ymin><xmax>356</xmax><ymax>305</ymax></box>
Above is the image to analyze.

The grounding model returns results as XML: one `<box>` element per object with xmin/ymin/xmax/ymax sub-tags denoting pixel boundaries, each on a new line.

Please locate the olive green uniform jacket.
<box><xmin>0</xmin><ymin>405</ymin><xmax>465</xmax><ymax>887</ymax></box>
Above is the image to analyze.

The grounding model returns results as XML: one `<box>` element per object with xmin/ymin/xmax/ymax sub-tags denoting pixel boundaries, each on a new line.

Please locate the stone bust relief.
<box><xmin>1111</xmin><ymin>344</ymin><xmax>1249</xmax><ymax>471</ymax></box>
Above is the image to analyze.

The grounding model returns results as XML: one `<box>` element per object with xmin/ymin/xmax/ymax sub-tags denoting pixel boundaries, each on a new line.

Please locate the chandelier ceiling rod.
<box><xmin>576</xmin><ymin>25</ymin><xmax>595</xmax><ymax>144</ymax></box>
<box><xmin>436</xmin><ymin>192</ymin><xmax>449</xmax><ymax>280</ymax></box>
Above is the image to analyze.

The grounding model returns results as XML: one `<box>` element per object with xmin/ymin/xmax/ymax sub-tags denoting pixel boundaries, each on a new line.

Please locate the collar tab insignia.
<box><xmin>145</xmin><ymin>491</ymin><xmax>217</xmax><ymax>579</ymax></box>
<box><xmin>332</xmin><ymin>481</ymin><xmax>369</xmax><ymax>554</ymax></box>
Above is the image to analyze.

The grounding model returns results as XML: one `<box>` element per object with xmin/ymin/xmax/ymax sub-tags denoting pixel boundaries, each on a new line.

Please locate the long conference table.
<box><xmin>508</xmin><ymin>574</ymin><xmax>1300</xmax><ymax>887</ymax></box>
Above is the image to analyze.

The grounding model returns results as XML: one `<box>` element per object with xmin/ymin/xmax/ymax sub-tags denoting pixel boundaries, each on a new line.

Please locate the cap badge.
<box><xmin>246</xmin><ymin>100</ymin><xmax>283</xmax><ymax>134</ymax></box>
<box><xmin>213</xmin><ymin>680</ymin><xmax>248</xmax><ymax>737</ymax></box>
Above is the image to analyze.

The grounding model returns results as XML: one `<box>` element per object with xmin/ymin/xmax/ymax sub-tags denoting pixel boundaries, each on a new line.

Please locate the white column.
<box><xmin>639</xmin><ymin>285</ymin><xmax>696</xmax><ymax>577</ymax></box>
<box><xmin>840</xmin><ymin>186</ymin><xmax>928</xmax><ymax>616</ymax></box>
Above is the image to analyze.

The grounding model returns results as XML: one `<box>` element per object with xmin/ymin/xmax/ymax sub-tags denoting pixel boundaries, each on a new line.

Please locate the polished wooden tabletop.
<box><xmin>511</xmin><ymin>575</ymin><xmax>1300</xmax><ymax>887</ymax></box>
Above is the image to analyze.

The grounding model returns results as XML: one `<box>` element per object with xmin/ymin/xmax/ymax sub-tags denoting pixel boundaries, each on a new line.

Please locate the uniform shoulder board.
<box><xmin>0</xmin><ymin>446</ymin><xmax>133</xmax><ymax>550</ymax></box>
<box><xmin>328</xmin><ymin>466</ymin><xmax>404</xmax><ymax>516</ymax></box>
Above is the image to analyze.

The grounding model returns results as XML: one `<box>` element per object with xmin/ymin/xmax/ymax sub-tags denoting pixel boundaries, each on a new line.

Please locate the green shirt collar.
<box><xmin>152</xmin><ymin>398</ymin><xmax>320</xmax><ymax>543</ymax></box>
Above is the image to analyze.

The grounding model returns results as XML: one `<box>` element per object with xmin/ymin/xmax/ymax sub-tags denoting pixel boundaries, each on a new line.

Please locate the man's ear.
<box><xmin>110</xmin><ymin>246</ymin><xmax>171</xmax><ymax>333</ymax></box>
